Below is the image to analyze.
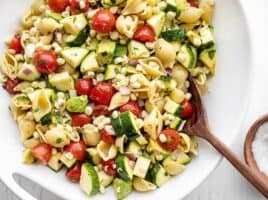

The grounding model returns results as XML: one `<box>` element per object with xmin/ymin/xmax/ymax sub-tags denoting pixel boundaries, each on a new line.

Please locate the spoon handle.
<box><xmin>205</xmin><ymin>133</ymin><xmax>268</xmax><ymax>198</ymax></box>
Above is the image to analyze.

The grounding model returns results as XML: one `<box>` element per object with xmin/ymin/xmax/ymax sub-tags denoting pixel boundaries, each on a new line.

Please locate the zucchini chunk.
<box><xmin>161</xmin><ymin>29</ymin><xmax>186</xmax><ymax>42</ymax></box>
<box><xmin>150</xmin><ymin>163</ymin><xmax>170</xmax><ymax>187</ymax></box>
<box><xmin>66</xmin><ymin>27</ymin><xmax>89</xmax><ymax>47</ymax></box>
<box><xmin>177</xmin><ymin>44</ymin><xmax>197</xmax><ymax>69</ymax></box>
<box><xmin>61</xmin><ymin>47</ymin><xmax>89</xmax><ymax>68</ymax></box>
<box><xmin>115</xmin><ymin>155</ymin><xmax>133</xmax><ymax>181</ymax></box>
<box><xmin>113</xmin><ymin>178</ymin><xmax>132</xmax><ymax>200</ymax></box>
<box><xmin>60</xmin><ymin>14</ymin><xmax>88</xmax><ymax>35</ymax></box>
<box><xmin>80</xmin><ymin>163</ymin><xmax>100</xmax><ymax>196</ymax></box>
<box><xmin>199</xmin><ymin>47</ymin><xmax>216</xmax><ymax>74</ymax></box>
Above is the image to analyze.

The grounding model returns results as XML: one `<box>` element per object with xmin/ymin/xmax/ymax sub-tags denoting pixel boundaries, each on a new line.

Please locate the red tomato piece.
<box><xmin>119</xmin><ymin>101</ymin><xmax>141</xmax><ymax>117</ymax></box>
<box><xmin>180</xmin><ymin>100</ymin><xmax>194</xmax><ymax>119</ymax></box>
<box><xmin>187</xmin><ymin>0</ymin><xmax>199</xmax><ymax>7</ymax></box>
<box><xmin>8</xmin><ymin>36</ymin><xmax>23</xmax><ymax>53</ymax></box>
<box><xmin>48</xmin><ymin>0</ymin><xmax>70</xmax><ymax>12</ymax></box>
<box><xmin>89</xmin><ymin>83</ymin><xmax>115</xmax><ymax>106</ymax></box>
<box><xmin>4</xmin><ymin>79</ymin><xmax>20</xmax><ymax>95</ymax></box>
<box><xmin>65</xmin><ymin>141</ymin><xmax>87</xmax><ymax>161</ymax></box>
<box><xmin>157</xmin><ymin>129</ymin><xmax>181</xmax><ymax>151</ymax></box>
<box><xmin>101</xmin><ymin>159</ymin><xmax>117</xmax><ymax>176</ymax></box>
<box><xmin>101</xmin><ymin>128</ymin><xmax>115</xmax><ymax>144</ymax></box>
<box><xmin>70</xmin><ymin>0</ymin><xmax>90</xmax><ymax>14</ymax></box>
<box><xmin>33</xmin><ymin>50</ymin><xmax>59</xmax><ymax>74</ymax></box>
<box><xmin>93</xmin><ymin>104</ymin><xmax>112</xmax><ymax>116</ymax></box>
<box><xmin>31</xmin><ymin>144</ymin><xmax>52</xmax><ymax>165</ymax></box>
<box><xmin>133</xmin><ymin>25</ymin><xmax>155</xmax><ymax>43</ymax></box>
<box><xmin>71</xmin><ymin>114</ymin><xmax>91</xmax><ymax>127</ymax></box>
<box><xmin>65</xmin><ymin>163</ymin><xmax>82</xmax><ymax>182</ymax></box>
<box><xmin>75</xmin><ymin>79</ymin><xmax>93</xmax><ymax>96</ymax></box>
<box><xmin>92</xmin><ymin>10</ymin><xmax>116</xmax><ymax>33</ymax></box>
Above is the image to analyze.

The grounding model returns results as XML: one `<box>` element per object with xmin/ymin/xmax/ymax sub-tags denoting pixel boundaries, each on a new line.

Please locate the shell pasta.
<box><xmin>0</xmin><ymin>0</ymin><xmax>216</xmax><ymax>199</ymax></box>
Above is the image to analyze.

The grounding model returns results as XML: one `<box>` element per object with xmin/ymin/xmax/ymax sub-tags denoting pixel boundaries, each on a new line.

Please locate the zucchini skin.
<box><xmin>66</xmin><ymin>26</ymin><xmax>89</xmax><ymax>47</ymax></box>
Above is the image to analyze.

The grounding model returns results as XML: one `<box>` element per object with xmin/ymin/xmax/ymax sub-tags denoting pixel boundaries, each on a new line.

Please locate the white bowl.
<box><xmin>0</xmin><ymin>0</ymin><xmax>252</xmax><ymax>199</ymax></box>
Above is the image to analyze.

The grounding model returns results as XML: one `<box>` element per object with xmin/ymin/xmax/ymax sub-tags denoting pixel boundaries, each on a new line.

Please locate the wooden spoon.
<box><xmin>244</xmin><ymin>114</ymin><xmax>268</xmax><ymax>180</ymax></box>
<box><xmin>183</xmin><ymin>76</ymin><xmax>268</xmax><ymax>198</ymax></box>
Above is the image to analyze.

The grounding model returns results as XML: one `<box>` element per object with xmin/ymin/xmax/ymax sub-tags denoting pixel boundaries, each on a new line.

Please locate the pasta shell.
<box><xmin>109</xmin><ymin>92</ymin><xmax>130</xmax><ymax>110</ymax></box>
<box><xmin>122</xmin><ymin>0</ymin><xmax>147</xmax><ymax>15</ymax></box>
<box><xmin>98</xmin><ymin>170</ymin><xmax>114</xmax><ymax>188</ymax></box>
<box><xmin>97</xmin><ymin>141</ymin><xmax>118</xmax><ymax>161</ymax></box>
<box><xmin>9</xmin><ymin>100</ymin><xmax>26</xmax><ymax>121</ymax></box>
<box><xmin>0</xmin><ymin>52</ymin><xmax>18</xmax><ymax>79</ymax></box>
<box><xmin>144</xmin><ymin>107</ymin><xmax>163</xmax><ymax>139</ymax></box>
<box><xmin>28</xmin><ymin>89</ymin><xmax>53</xmax><ymax>121</ymax></box>
<box><xmin>36</xmin><ymin>124</ymin><xmax>49</xmax><ymax>143</ymax></box>
<box><xmin>31</xmin><ymin>0</ymin><xmax>45</xmax><ymax>15</ymax></box>
<box><xmin>116</xmin><ymin>15</ymin><xmax>139</xmax><ymax>38</ymax></box>
<box><xmin>44</xmin><ymin>125</ymin><xmax>71</xmax><ymax>148</ymax></box>
<box><xmin>13</xmin><ymin>81</ymin><xmax>32</xmax><ymax>93</ymax></box>
<box><xmin>12</xmin><ymin>94</ymin><xmax>32</xmax><ymax>111</ymax></box>
<box><xmin>36</xmin><ymin>18</ymin><xmax>61</xmax><ymax>34</ymax></box>
<box><xmin>133</xmin><ymin>177</ymin><xmax>157</xmax><ymax>192</ymax></box>
<box><xmin>179</xmin><ymin>133</ymin><xmax>191</xmax><ymax>153</ymax></box>
<box><xmin>81</xmin><ymin>124</ymin><xmax>101</xmax><ymax>146</ymax></box>
<box><xmin>172</xmin><ymin>64</ymin><xmax>189</xmax><ymax>89</ymax></box>
<box><xmin>139</xmin><ymin>57</ymin><xmax>163</xmax><ymax>78</ymax></box>
<box><xmin>162</xmin><ymin>156</ymin><xmax>185</xmax><ymax>176</ymax></box>
<box><xmin>18</xmin><ymin>115</ymin><xmax>36</xmax><ymax>142</ymax></box>
<box><xmin>189</xmin><ymin>136</ymin><xmax>198</xmax><ymax>156</ymax></box>
<box><xmin>155</xmin><ymin>39</ymin><xmax>176</xmax><ymax>68</ymax></box>
<box><xmin>22</xmin><ymin>10</ymin><xmax>34</xmax><ymax>29</ymax></box>
<box><xmin>115</xmin><ymin>135</ymin><xmax>127</xmax><ymax>154</ymax></box>
<box><xmin>23</xmin><ymin>138</ymin><xmax>41</xmax><ymax>149</ymax></box>
<box><xmin>179</xmin><ymin>7</ymin><xmax>204</xmax><ymax>23</ymax></box>
<box><xmin>199</xmin><ymin>0</ymin><xmax>215</xmax><ymax>23</ymax></box>
<box><xmin>138</xmin><ymin>6</ymin><xmax>153</xmax><ymax>20</ymax></box>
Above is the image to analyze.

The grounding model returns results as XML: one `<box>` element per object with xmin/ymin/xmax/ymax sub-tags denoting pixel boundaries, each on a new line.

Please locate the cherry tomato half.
<box><xmin>180</xmin><ymin>100</ymin><xmax>194</xmax><ymax>119</ymax></box>
<box><xmin>92</xmin><ymin>9</ymin><xmax>116</xmax><ymax>33</ymax></box>
<box><xmin>119</xmin><ymin>101</ymin><xmax>141</xmax><ymax>117</ymax></box>
<box><xmin>48</xmin><ymin>0</ymin><xmax>70</xmax><ymax>12</ymax></box>
<box><xmin>8</xmin><ymin>36</ymin><xmax>23</xmax><ymax>53</ymax></box>
<box><xmin>157</xmin><ymin>129</ymin><xmax>181</xmax><ymax>151</ymax></box>
<box><xmin>31</xmin><ymin>143</ymin><xmax>52</xmax><ymax>165</ymax></box>
<box><xmin>65</xmin><ymin>163</ymin><xmax>82</xmax><ymax>182</ymax></box>
<box><xmin>70</xmin><ymin>0</ymin><xmax>90</xmax><ymax>14</ymax></box>
<box><xmin>93</xmin><ymin>104</ymin><xmax>112</xmax><ymax>116</ymax></box>
<box><xmin>71</xmin><ymin>114</ymin><xmax>91</xmax><ymax>127</ymax></box>
<box><xmin>4</xmin><ymin>78</ymin><xmax>20</xmax><ymax>95</ymax></box>
<box><xmin>187</xmin><ymin>0</ymin><xmax>199</xmax><ymax>7</ymax></box>
<box><xmin>33</xmin><ymin>50</ymin><xmax>58</xmax><ymax>74</ymax></box>
<box><xmin>133</xmin><ymin>25</ymin><xmax>155</xmax><ymax>43</ymax></box>
<box><xmin>75</xmin><ymin>79</ymin><xmax>93</xmax><ymax>96</ymax></box>
<box><xmin>101</xmin><ymin>159</ymin><xmax>117</xmax><ymax>176</ymax></box>
<box><xmin>89</xmin><ymin>83</ymin><xmax>115</xmax><ymax>106</ymax></box>
<box><xmin>101</xmin><ymin>128</ymin><xmax>115</xmax><ymax>144</ymax></box>
<box><xmin>65</xmin><ymin>141</ymin><xmax>87</xmax><ymax>161</ymax></box>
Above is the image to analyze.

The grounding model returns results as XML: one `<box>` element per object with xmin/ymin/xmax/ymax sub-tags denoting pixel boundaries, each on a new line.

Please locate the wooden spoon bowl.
<box><xmin>244</xmin><ymin>114</ymin><xmax>268</xmax><ymax>180</ymax></box>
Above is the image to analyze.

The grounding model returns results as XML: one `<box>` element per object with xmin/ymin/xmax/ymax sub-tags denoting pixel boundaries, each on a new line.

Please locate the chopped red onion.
<box><xmin>166</xmin><ymin>68</ymin><xmax>173</xmax><ymax>76</ymax></box>
<box><xmin>129</xmin><ymin>60</ymin><xmax>138</xmax><ymax>66</ymax></box>
<box><xmin>124</xmin><ymin>152</ymin><xmax>137</xmax><ymax>161</ymax></box>
<box><xmin>119</xmin><ymin>87</ymin><xmax>130</xmax><ymax>95</ymax></box>
<box><xmin>22</xmin><ymin>68</ymin><xmax>32</xmax><ymax>75</ymax></box>
<box><xmin>104</xmin><ymin>125</ymin><xmax>116</xmax><ymax>136</ymax></box>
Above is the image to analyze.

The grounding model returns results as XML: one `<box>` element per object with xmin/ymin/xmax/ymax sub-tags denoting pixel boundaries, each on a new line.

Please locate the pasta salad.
<box><xmin>0</xmin><ymin>0</ymin><xmax>216</xmax><ymax>199</ymax></box>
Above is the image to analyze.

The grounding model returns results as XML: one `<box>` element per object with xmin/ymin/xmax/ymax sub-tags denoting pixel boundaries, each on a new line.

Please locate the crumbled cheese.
<box><xmin>15</xmin><ymin>54</ymin><xmax>24</xmax><ymax>61</ymax></box>
<box><xmin>57</xmin><ymin>58</ymin><xmax>66</xmax><ymax>65</ymax></box>
<box><xmin>96</xmin><ymin>34</ymin><xmax>102</xmax><ymax>41</ymax></box>
<box><xmin>57</xmin><ymin>92</ymin><xmax>65</xmax><ymax>99</ymax></box>
<box><xmin>185</xmin><ymin>93</ymin><xmax>192</xmax><ymax>100</ymax></box>
<box><xmin>136</xmin><ymin>64</ymin><xmax>143</xmax><ymax>71</ymax></box>
<box><xmin>55</xmin><ymin>32</ymin><xmax>62</xmax><ymax>42</ymax></box>
<box><xmin>158</xmin><ymin>1</ymin><xmax>167</xmax><ymax>10</ymax></box>
<box><xmin>33</xmin><ymin>131</ymin><xmax>40</xmax><ymax>139</ymax></box>
<box><xmin>90</xmin><ymin>29</ymin><xmax>97</xmax><ymax>37</ymax></box>
<box><xmin>114</xmin><ymin>57</ymin><xmax>124</xmax><ymax>64</ymax></box>
<box><xmin>109</xmin><ymin>6</ymin><xmax>118</xmax><ymax>14</ymax></box>
<box><xmin>25</xmin><ymin>44</ymin><xmax>36</xmax><ymax>58</ymax></box>
<box><xmin>52</xmin><ymin>42</ymin><xmax>62</xmax><ymax>53</ymax></box>
<box><xmin>131</xmin><ymin>82</ymin><xmax>141</xmax><ymax>89</ymax></box>
<box><xmin>79</xmin><ymin>0</ymin><xmax>86</xmax><ymax>9</ymax></box>
<box><xmin>159</xmin><ymin>134</ymin><xmax>167</xmax><ymax>143</ymax></box>
<box><xmin>177</xmin><ymin>53</ymin><xmax>186</xmax><ymax>62</ymax></box>
<box><xmin>112</xmin><ymin>110</ymin><xmax>119</xmax><ymax>119</ymax></box>
<box><xmin>193</xmin><ymin>38</ymin><xmax>202</xmax><ymax>47</ymax></box>
<box><xmin>85</xmin><ymin>106</ymin><xmax>93</xmax><ymax>116</ymax></box>
<box><xmin>167</xmin><ymin>11</ymin><xmax>176</xmax><ymax>20</ymax></box>
<box><xmin>155</xmin><ymin>153</ymin><xmax>163</xmax><ymax>161</ymax></box>
<box><xmin>69</xmin><ymin>89</ymin><xmax>77</xmax><ymax>97</ymax></box>
<box><xmin>93</xmin><ymin>116</ymin><xmax>111</xmax><ymax>130</ymax></box>
<box><xmin>65</xmin><ymin>152</ymin><xmax>74</xmax><ymax>160</ymax></box>
<box><xmin>96</xmin><ymin>73</ymin><xmax>104</xmax><ymax>82</ymax></box>
<box><xmin>110</xmin><ymin>31</ymin><xmax>119</xmax><ymax>40</ymax></box>
<box><xmin>119</xmin><ymin>39</ymin><xmax>127</xmax><ymax>45</ymax></box>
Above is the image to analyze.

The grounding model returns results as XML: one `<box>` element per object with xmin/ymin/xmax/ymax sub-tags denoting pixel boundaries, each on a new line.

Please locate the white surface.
<box><xmin>0</xmin><ymin>0</ymin><xmax>267</xmax><ymax>200</ymax></box>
